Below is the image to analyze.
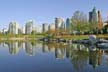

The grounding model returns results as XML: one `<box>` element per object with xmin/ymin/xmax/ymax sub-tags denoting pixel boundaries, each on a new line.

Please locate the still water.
<box><xmin>0</xmin><ymin>41</ymin><xmax>108</xmax><ymax>72</ymax></box>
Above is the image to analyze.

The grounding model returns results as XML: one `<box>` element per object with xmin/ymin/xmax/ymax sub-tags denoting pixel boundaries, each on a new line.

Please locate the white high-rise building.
<box><xmin>36</xmin><ymin>25</ymin><xmax>42</xmax><ymax>33</ymax></box>
<box><xmin>20</xmin><ymin>27</ymin><xmax>25</xmax><ymax>34</ymax></box>
<box><xmin>49</xmin><ymin>23</ymin><xmax>55</xmax><ymax>31</ymax></box>
<box><xmin>25</xmin><ymin>20</ymin><xmax>34</xmax><ymax>34</ymax></box>
<box><xmin>9</xmin><ymin>21</ymin><xmax>20</xmax><ymax>34</ymax></box>
<box><xmin>55</xmin><ymin>18</ymin><xmax>65</xmax><ymax>30</ymax></box>
<box><xmin>2</xmin><ymin>28</ymin><xmax>8</xmax><ymax>34</ymax></box>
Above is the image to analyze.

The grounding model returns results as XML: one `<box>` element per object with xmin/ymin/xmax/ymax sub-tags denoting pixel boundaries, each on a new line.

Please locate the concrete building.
<box><xmin>66</xmin><ymin>18</ymin><xmax>71</xmax><ymax>32</ymax></box>
<box><xmin>20</xmin><ymin>27</ymin><xmax>25</xmax><ymax>34</ymax></box>
<box><xmin>89</xmin><ymin>7</ymin><xmax>98</xmax><ymax>23</ymax></box>
<box><xmin>55</xmin><ymin>18</ymin><xmax>65</xmax><ymax>30</ymax></box>
<box><xmin>42</xmin><ymin>23</ymin><xmax>49</xmax><ymax>33</ymax></box>
<box><xmin>25</xmin><ymin>20</ymin><xmax>34</xmax><ymax>34</ymax></box>
<box><xmin>36</xmin><ymin>25</ymin><xmax>42</xmax><ymax>33</ymax></box>
<box><xmin>49</xmin><ymin>23</ymin><xmax>55</xmax><ymax>31</ymax></box>
<box><xmin>98</xmin><ymin>10</ymin><xmax>103</xmax><ymax>30</ymax></box>
<box><xmin>9</xmin><ymin>21</ymin><xmax>20</xmax><ymax>34</ymax></box>
<box><xmin>2</xmin><ymin>28</ymin><xmax>8</xmax><ymax>34</ymax></box>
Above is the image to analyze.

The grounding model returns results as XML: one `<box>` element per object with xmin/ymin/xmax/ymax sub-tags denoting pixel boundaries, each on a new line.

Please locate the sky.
<box><xmin>0</xmin><ymin>0</ymin><xmax>108</xmax><ymax>30</ymax></box>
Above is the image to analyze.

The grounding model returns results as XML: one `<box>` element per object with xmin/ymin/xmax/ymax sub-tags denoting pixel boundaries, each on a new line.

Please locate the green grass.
<box><xmin>0</xmin><ymin>34</ymin><xmax>108</xmax><ymax>40</ymax></box>
<box><xmin>55</xmin><ymin>35</ymin><xmax>89</xmax><ymax>40</ymax></box>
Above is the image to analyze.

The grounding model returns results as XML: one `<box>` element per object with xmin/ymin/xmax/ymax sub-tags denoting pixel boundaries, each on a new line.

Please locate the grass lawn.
<box><xmin>55</xmin><ymin>34</ymin><xmax>108</xmax><ymax>40</ymax></box>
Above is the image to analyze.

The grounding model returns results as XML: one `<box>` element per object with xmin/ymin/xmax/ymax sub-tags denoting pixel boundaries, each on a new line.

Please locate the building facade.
<box><xmin>2</xmin><ymin>28</ymin><xmax>8</xmax><ymax>34</ymax></box>
<box><xmin>89</xmin><ymin>7</ymin><xmax>98</xmax><ymax>23</ymax></box>
<box><xmin>66</xmin><ymin>18</ymin><xmax>71</xmax><ymax>32</ymax></box>
<box><xmin>55</xmin><ymin>18</ymin><xmax>65</xmax><ymax>30</ymax></box>
<box><xmin>98</xmin><ymin>10</ymin><xmax>103</xmax><ymax>30</ymax></box>
<box><xmin>49</xmin><ymin>23</ymin><xmax>55</xmax><ymax>31</ymax></box>
<box><xmin>42</xmin><ymin>23</ymin><xmax>49</xmax><ymax>33</ymax></box>
<box><xmin>25</xmin><ymin>20</ymin><xmax>34</xmax><ymax>34</ymax></box>
<box><xmin>20</xmin><ymin>27</ymin><xmax>25</xmax><ymax>34</ymax></box>
<box><xmin>9</xmin><ymin>21</ymin><xmax>20</xmax><ymax>34</ymax></box>
<box><xmin>36</xmin><ymin>25</ymin><xmax>42</xmax><ymax>33</ymax></box>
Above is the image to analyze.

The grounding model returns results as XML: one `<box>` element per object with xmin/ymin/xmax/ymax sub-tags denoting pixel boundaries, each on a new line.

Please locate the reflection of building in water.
<box><xmin>70</xmin><ymin>43</ymin><xmax>88</xmax><ymax>51</ymax></box>
<box><xmin>2</xmin><ymin>42</ymin><xmax>8</xmax><ymax>48</ymax></box>
<box><xmin>8</xmin><ymin>42</ymin><xmax>20</xmax><ymax>55</ymax></box>
<box><xmin>35</xmin><ymin>43</ymin><xmax>42</xmax><ymax>53</ymax></box>
<box><xmin>66</xmin><ymin>44</ymin><xmax>74</xmax><ymax>59</ymax></box>
<box><xmin>25</xmin><ymin>42</ymin><xmax>35</xmax><ymax>56</ymax></box>
<box><xmin>72</xmin><ymin>44</ymin><xmax>85</xmax><ymax>50</ymax></box>
<box><xmin>49</xmin><ymin>46</ymin><xmax>55</xmax><ymax>53</ymax></box>
<box><xmin>89</xmin><ymin>50</ymin><xmax>103</xmax><ymax>69</ymax></box>
<box><xmin>21</xmin><ymin>42</ymin><xmax>25</xmax><ymax>50</ymax></box>
<box><xmin>42</xmin><ymin>43</ymin><xmax>49</xmax><ymax>53</ymax></box>
<box><xmin>65</xmin><ymin>43</ymin><xmax>90</xmax><ymax>72</ymax></box>
<box><xmin>47</xmin><ymin>43</ymin><xmax>56</xmax><ymax>53</ymax></box>
<box><xmin>55</xmin><ymin>48</ymin><xmax>66</xmax><ymax>59</ymax></box>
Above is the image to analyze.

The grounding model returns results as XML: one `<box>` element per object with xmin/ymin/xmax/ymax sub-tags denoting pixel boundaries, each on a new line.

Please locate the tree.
<box><xmin>71</xmin><ymin>10</ymin><xmax>88</xmax><ymax>33</ymax></box>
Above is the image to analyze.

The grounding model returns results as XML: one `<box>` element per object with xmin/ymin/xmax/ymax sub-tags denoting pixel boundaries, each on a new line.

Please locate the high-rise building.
<box><xmin>55</xmin><ymin>18</ymin><xmax>65</xmax><ymax>30</ymax></box>
<box><xmin>66</xmin><ymin>18</ymin><xmax>71</xmax><ymax>32</ymax></box>
<box><xmin>9</xmin><ymin>21</ymin><xmax>20</xmax><ymax>34</ymax></box>
<box><xmin>25</xmin><ymin>20</ymin><xmax>34</xmax><ymax>34</ymax></box>
<box><xmin>42</xmin><ymin>23</ymin><xmax>49</xmax><ymax>33</ymax></box>
<box><xmin>2</xmin><ymin>28</ymin><xmax>8</xmax><ymax>34</ymax></box>
<box><xmin>20</xmin><ymin>27</ymin><xmax>25</xmax><ymax>34</ymax></box>
<box><xmin>89</xmin><ymin>7</ymin><xmax>98</xmax><ymax>23</ymax></box>
<box><xmin>98</xmin><ymin>10</ymin><xmax>103</xmax><ymax>30</ymax></box>
<box><xmin>36</xmin><ymin>25</ymin><xmax>42</xmax><ymax>33</ymax></box>
<box><xmin>49</xmin><ymin>23</ymin><xmax>55</xmax><ymax>31</ymax></box>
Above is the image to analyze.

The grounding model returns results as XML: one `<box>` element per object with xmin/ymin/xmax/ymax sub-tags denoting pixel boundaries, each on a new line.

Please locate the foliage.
<box><xmin>71</xmin><ymin>10</ymin><xmax>88</xmax><ymax>32</ymax></box>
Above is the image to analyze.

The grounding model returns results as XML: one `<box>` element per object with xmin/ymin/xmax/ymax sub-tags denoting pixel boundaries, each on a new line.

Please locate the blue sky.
<box><xmin>0</xmin><ymin>0</ymin><xmax>108</xmax><ymax>29</ymax></box>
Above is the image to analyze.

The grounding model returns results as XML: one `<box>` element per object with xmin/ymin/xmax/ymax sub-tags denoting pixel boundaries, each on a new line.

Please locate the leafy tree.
<box><xmin>71</xmin><ymin>10</ymin><xmax>88</xmax><ymax>33</ymax></box>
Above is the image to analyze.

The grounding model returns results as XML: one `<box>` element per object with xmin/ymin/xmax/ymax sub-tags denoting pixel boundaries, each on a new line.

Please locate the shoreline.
<box><xmin>0</xmin><ymin>37</ymin><xmax>38</xmax><ymax>41</ymax></box>
<box><xmin>0</xmin><ymin>34</ymin><xmax>108</xmax><ymax>41</ymax></box>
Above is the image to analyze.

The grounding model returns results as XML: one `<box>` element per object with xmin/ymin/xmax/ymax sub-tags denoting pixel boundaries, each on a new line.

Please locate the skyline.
<box><xmin>0</xmin><ymin>0</ymin><xmax>108</xmax><ymax>30</ymax></box>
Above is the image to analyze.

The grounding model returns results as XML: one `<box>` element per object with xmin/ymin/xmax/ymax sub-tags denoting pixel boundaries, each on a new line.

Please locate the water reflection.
<box><xmin>8</xmin><ymin>42</ymin><xmax>20</xmax><ymax>55</ymax></box>
<box><xmin>1</xmin><ymin>41</ymin><xmax>108</xmax><ymax>72</ymax></box>
<box><xmin>25</xmin><ymin>41</ymin><xmax>35</xmax><ymax>56</ymax></box>
<box><xmin>89</xmin><ymin>50</ymin><xmax>103</xmax><ymax>68</ymax></box>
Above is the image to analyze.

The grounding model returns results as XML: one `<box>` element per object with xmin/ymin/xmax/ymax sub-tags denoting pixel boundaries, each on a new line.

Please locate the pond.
<box><xmin>0</xmin><ymin>41</ymin><xmax>108</xmax><ymax>72</ymax></box>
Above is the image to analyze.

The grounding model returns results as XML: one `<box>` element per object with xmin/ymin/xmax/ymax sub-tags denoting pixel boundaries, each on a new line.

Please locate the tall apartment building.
<box><xmin>9</xmin><ymin>21</ymin><xmax>20</xmax><ymax>34</ymax></box>
<box><xmin>25</xmin><ymin>20</ymin><xmax>34</xmax><ymax>34</ymax></box>
<box><xmin>55</xmin><ymin>18</ymin><xmax>65</xmax><ymax>30</ymax></box>
<box><xmin>42</xmin><ymin>23</ymin><xmax>49</xmax><ymax>33</ymax></box>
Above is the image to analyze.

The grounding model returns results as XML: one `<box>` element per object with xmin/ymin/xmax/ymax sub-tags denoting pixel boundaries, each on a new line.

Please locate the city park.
<box><xmin>0</xmin><ymin>8</ymin><xmax>108</xmax><ymax>40</ymax></box>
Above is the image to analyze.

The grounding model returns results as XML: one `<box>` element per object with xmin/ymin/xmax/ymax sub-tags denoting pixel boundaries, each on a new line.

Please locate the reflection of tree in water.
<box><xmin>104</xmin><ymin>50</ymin><xmax>108</xmax><ymax>66</ymax></box>
<box><xmin>31</xmin><ymin>41</ymin><xmax>37</xmax><ymax>46</ymax></box>
<box><xmin>66</xmin><ymin>44</ymin><xmax>89</xmax><ymax>72</ymax></box>
<box><xmin>66</xmin><ymin>43</ymin><xmax>103</xmax><ymax>71</ymax></box>
<box><xmin>89</xmin><ymin>50</ymin><xmax>103</xmax><ymax>69</ymax></box>
<box><xmin>71</xmin><ymin>50</ymin><xmax>89</xmax><ymax>72</ymax></box>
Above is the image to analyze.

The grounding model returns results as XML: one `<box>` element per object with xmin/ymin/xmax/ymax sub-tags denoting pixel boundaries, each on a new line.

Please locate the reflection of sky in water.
<box><xmin>0</xmin><ymin>42</ymin><xmax>108</xmax><ymax>72</ymax></box>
